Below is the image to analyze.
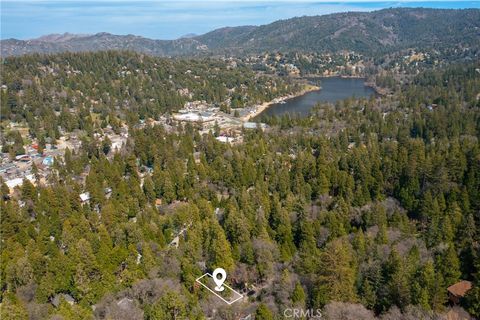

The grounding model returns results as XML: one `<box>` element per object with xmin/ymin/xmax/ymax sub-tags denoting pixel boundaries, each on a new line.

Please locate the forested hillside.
<box><xmin>2</xmin><ymin>8</ymin><xmax>479</xmax><ymax>57</ymax></box>
<box><xmin>0</xmin><ymin>51</ymin><xmax>297</xmax><ymax>140</ymax></box>
<box><xmin>1</xmin><ymin>59</ymin><xmax>479</xmax><ymax>319</ymax></box>
<box><xmin>196</xmin><ymin>8</ymin><xmax>480</xmax><ymax>55</ymax></box>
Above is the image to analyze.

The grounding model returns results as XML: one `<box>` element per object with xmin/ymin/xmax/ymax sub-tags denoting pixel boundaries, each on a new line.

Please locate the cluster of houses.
<box><xmin>0</xmin><ymin>143</ymin><xmax>57</xmax><ymax>192</ymax></box>
<box><xmin>1</xmin><ymin>124</ymin><xmax>129</xmax><ymax>195</ymax></box>
<box><xmin>167</xmin><ymin>100</ymin><xmax>269</xmax><ymax>144</ymax></box>
<box><xmin>239</xmin><ymin>51</ymin><xmax>366</xmax><ymax>77</ymax></box>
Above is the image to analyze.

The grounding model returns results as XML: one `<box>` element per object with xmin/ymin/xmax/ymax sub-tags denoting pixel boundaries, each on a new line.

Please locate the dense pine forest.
<box><xmin>0</xmin><ymin>51</ymin><xmax>298</xmax><ymax>141</ymax></box>
<box><xmin>0</xmin><ymin>49</ymin><xmax>479</xmax><ymax>319</ymax></box>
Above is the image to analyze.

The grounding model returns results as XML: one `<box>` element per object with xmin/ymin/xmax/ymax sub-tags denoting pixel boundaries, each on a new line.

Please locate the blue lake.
<box><xmin>256</xmin><ymin>77</ymin><xmax>375</xmax><ymax>119</ymax></box>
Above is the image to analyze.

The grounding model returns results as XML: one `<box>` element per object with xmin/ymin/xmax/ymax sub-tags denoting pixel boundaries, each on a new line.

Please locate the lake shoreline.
<box><xmin>305</xmin><ymin>74</ymin><xmax>387</xmax><ymax>96</ymax></box>
<box><xmin>249</xmin><ymin>77</ymin><xmax>377</xmax><ymax>119</ymax></box>
<box><xmin>241</xmin><ymin>84</ymin><xmax>320</xmax><ymax>121</ymax></box>
<box><xmin>364</xmin><ymin>81</ymin><xmax>389</xmax><ymax>96</ymax></box>
<box><xmin>304</xmin><ymin>74</ymin><xmax>365</xmax><ymax>79</ymax></box>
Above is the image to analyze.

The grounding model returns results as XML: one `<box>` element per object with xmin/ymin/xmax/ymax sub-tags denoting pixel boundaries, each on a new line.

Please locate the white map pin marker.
<box><xmin>212</xmin><ymin>268</ymin><xmax>227</xmax><ymax>292</ymax></box>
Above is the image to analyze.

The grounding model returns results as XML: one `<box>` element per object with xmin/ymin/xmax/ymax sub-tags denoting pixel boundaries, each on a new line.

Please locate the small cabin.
<box><xmin>42</xmin><ymin>156</ymin><xmax>54</xmax><ymax>166</ymax></box>
<box><xmin>79</xmin><ymin>192</ymin><xmax>91</xmax><ymax>204</ymax></box>
<box><xmin>447</xmin><ymin>280</ymin><xmax>472</xmax><ymax>304</ymax></box>
<box><xmin>15</xmin><ymin>154</ymin><xmax>31</xmax><ymax>162</ymax></box>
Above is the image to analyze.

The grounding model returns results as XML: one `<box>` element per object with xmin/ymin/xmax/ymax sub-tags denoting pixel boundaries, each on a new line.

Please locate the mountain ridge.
<box><xmin>2</xmin><ymin>8</ymin><xmax>479</xmax><ymax>57</ymax></box>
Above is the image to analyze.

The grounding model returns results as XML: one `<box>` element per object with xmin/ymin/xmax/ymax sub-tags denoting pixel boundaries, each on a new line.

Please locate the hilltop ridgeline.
<box><xmin>1</xmin><ymin>8</ymin><xmax>479</xmax><ymax>57</ymax></box>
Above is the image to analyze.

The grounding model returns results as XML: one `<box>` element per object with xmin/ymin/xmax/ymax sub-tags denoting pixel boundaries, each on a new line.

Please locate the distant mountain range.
<box><xmin>1</xmin><ymin>8</ymin><xmax>479</xmax><ymax>57</ymax></box>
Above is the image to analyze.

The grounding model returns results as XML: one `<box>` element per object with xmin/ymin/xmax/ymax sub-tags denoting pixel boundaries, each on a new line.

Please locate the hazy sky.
<box><xmin>1</xmin><ymin>1</ymin><xmax>479</xmax><ymax>40</ymax></box>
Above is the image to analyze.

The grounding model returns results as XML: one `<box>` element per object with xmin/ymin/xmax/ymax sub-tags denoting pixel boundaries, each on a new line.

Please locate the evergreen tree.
<box><xmin>255</xmin><ymin>303</ymin><xmax>274</xmax><ymax>320</ymax></box>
